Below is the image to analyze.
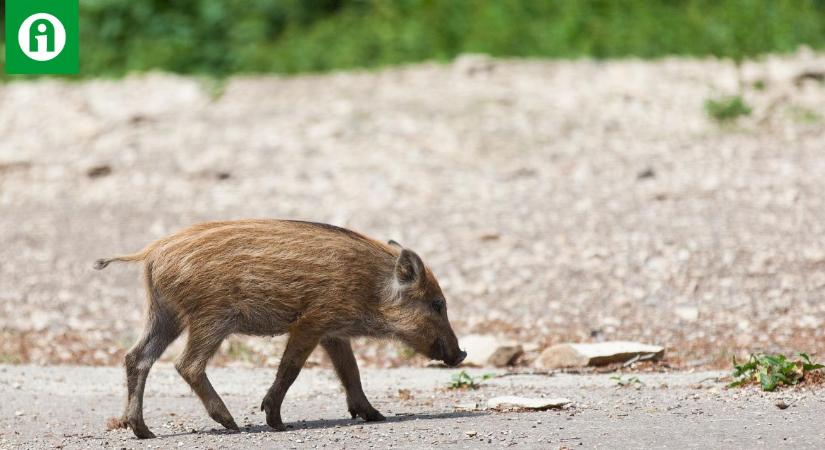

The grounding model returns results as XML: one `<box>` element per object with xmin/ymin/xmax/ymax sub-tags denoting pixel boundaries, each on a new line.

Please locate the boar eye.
<box><xmin>431</xmin><ymin>299</ymin><xmax>445</xmax><ymax>314</ymax></box>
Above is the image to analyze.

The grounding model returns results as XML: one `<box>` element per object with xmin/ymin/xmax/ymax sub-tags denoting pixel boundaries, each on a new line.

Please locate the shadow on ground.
<box><xmin>156</xmin><ymin>410</ymin><xmax>487</xmax><ymax>439</ymax></box>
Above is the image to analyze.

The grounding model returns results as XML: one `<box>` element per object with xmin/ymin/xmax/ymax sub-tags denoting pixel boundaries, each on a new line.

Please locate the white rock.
<box><xmin>454</xmin><ymin>402</ymin><xmax>479</xmax><ymax>411</ymax></box>
<box><xmin>535</xmin><ymin>341</ymin><xmax>664</xmax><ymax>368</ymax></box>
<box><xmin>487</xmin><ymin>396</ymin><xmax>571</xmax><ymax>410</ymax></box>
<box><xmin>674</xmin><ymin>306</ymin><xmax>699</xmax><ymax>322</ymax></box>
<box><xmin>798</xmin><ymin>315</ymin><xmax>821</xmax><ymax>328</ymax></box>
<box><xmin>460</xmin><ymin>334</ymin><xmax>523</xmax><ymax>367</ymax></box>
<box><xmin>522</xmin><ymin>342</ymin><xmax>542</xmax><ymax>353</ymax></box>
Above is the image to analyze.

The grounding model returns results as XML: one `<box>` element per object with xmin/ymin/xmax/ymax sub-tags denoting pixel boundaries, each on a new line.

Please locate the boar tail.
<box><xmin>93</xmin><ymin>248</ymin><xmax>151</xmax><ymax>270</ymax></box>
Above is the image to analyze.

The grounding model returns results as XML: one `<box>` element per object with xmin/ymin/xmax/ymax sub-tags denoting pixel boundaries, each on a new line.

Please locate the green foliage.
<box><xmin>610</xmin><ymin>375</ymin><xmax>644</xmax><ymax>388</ymax></box>
<box><xmin>3</xmin><ymin>0</ymin><xmax>825</xmax><ymax>77</ymax></box>
<box><xmin>729</xmin><ymin>353</ymin><xmax>824</xmax><ymax>392</ymax></box>
<box><xmin>787</xmin><ymin>105</ymin><xmax>822</xmax><ymax>124</ymax></box>
<box><xmin>447</xmin><ymin>370</ymin><xmax>495</xmax><ymax>390</ymax></box>
<box><xmin>705</xmin><ymin>96</ymin><xmax>752</xmax><ymax>123</ymax></box>
<box><xmin>0</xmin><ymin>354</ymin><xmax>22</xmax><ymax>364</ymax></box>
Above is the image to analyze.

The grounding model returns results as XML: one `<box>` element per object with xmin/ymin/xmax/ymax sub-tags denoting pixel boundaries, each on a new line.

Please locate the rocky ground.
<box><xmin>1</xmin><ymin>51</ymin><xmax>825</xmax><ymax>369</ymax></box>
<box><xmin>3</xmin><ymin>365</ymin><xmax>825</xmax><ymax>449</ymax></box>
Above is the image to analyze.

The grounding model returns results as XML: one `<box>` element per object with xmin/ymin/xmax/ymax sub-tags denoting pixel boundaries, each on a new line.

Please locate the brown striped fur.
<box><xmin>96</xmin><ymin>219</ymin><xmax>465</xmax><ymax>438</ymax></box>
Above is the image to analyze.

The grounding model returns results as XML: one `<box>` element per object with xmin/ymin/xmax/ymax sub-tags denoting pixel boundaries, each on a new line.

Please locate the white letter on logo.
<box><xmin>18</xmin><ymin>13</ymin><xmax>66</xmax><ymax>62</ymax></box>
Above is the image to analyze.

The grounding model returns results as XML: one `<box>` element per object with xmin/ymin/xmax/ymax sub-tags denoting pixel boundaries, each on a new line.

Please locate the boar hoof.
<box><xmin>265</xmin><ymin>416</ymin><xmax>287</xmax><ymax>432</ymax></box>
<box><xmin>261</xmin><ymin>400</ymin><xmax>286</xmax><ymax>431</ymax></box>
<box><xmin>349</xmin><ymin>406</ymin><xmax>385</xmax><ymax>422</ymax></box>
<box><xmin>128</xmin><ymin>420</ymin><xmax>156</xmax><ymax>439</ymax></box>
<box><xmin>216</xmin><ymin>416</ymin><xmax>240</xmax><ymax>432</ymax></box>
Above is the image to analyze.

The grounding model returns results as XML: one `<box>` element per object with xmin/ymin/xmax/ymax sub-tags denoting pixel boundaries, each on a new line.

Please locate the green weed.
<box><xmin>0</xmin><ymin>354</ymin><xmax>21</xmax><ymax>364</ymax></box>
<box><xmin>705</xmin><ymin>96</ymin><xmax>752</xmax><ymax>123</ymax></box>
<box><xmin>788</xmin><ymin>105</ymin><xmax>822</xmax><ymax>124</ymax></box>
<box><xmin>729</xmin><ymin>353</ymin><xmax>824</xmax><ymax>392</ymax></box>
<box><xmin>447</xmin><ymin>370</ymin><xmax>495</xmax><ymax>390</ymax></box>
<box><xmin>610</xmin><ymin>375</ymin><xmax>644</xmax><ymax>388</ymax></box>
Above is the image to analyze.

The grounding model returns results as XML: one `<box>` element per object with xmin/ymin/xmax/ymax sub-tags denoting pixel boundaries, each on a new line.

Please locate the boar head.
<box><xmin>382</xmin><ymin>246</ymin><xmax>466</xmax><ymax>366</ymax></box>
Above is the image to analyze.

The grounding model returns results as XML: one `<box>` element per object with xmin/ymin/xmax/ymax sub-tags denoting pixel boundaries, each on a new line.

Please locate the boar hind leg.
<box><xmin>321</xmin><ymin>337</ymin><xmax>384</xmax><ymax>422</ymax></box>
<box><xmin>122</xmin><ymin>305</ymin><xmax>182</xmax><ymax>439</ymax></box>
<box><xmin>261</xmin><ymin>329</ymin><xmax>320</xmax><ymax>431</ymax></box>
<box><xmin>175</xmin><ymin>325</ymin><xmax>240</xmax><ymax>432</ymax></box>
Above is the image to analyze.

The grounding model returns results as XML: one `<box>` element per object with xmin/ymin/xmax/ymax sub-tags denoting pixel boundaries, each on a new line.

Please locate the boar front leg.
<box><xmin>261</xmin><ymin>328</ymin><xmax>320</xmax><ymax>431</ymax></box>
<box><xmin>321</xmin><ymin>337</ymin><xmax>384</xmax><ymax>422</ymax></box>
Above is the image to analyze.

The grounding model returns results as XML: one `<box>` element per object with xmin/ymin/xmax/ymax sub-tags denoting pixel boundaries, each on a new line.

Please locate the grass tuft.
<box><xmin>447</xmin><ymin>370</ymin><xmax>495</xmax><ymax>390</ymax></box>
<box><xmin>788</xmin><ymin>105</ymin><xmax>822</xmax><ymax>124</ymax></box>
<box><xmin>705</xmin><ymin>95</ymin><xmax>752</xmax><ymax>123</ymax></box>
<box><xmin>729</xmin><ymin>353</ymin><xmax>824</xmax><ymax>391</ymax></box>
<box><xmin>610</xmin><ymin>375</ymin><xmax>644</xmax><ymax>388</ymax></box>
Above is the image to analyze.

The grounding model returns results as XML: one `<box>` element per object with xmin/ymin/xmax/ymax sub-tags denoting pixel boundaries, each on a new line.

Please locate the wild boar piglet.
<box><xmin>95</xmin><ymin>219</ymin><xmax>466</xmax><ymax>439</ymax></box>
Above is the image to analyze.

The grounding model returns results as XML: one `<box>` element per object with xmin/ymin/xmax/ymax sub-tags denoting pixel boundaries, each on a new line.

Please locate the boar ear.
<box><xmin>387</xmin><ymin>239</ymin><xmax>403</xmax><ymax>249</ymax></box>
<box><xmin>395</xmin><ymin>249</ymin><xmax>425</xmax><ymax>285</ymax></box>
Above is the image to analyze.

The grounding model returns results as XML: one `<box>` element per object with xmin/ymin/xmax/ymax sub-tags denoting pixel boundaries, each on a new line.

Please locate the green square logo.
<box><xmin>5</xmin><ymin>0</ymin><xmax>79</xmax><ymax>74</ymax></box>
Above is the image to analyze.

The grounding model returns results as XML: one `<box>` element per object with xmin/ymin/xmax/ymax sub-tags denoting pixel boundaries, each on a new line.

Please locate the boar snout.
<box><xmin>451</xmin><ymin>349</ymin><xmax>468</xmax><ymax>366</ymax></box>
<box><xmin>429</xmin><ymin>336</ymin><xmax>466</xmax><ymax>367</ymax></box>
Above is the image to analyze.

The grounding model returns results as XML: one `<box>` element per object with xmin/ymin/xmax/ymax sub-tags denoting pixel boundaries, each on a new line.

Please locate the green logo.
<box><xmin>5</xmin><ymin>0</ymin><xmax>79</xmax><ymax>74</ymax></box>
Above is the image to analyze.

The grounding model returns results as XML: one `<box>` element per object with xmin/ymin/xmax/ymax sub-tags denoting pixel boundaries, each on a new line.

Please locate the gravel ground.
<box><xmin>2</xmin><ymin>365</ymin><xmax>824</xmax><ymax>449</ymax></box>
<box><xmin>1</xmin><ymin>51</ymin><xmax>825</xmax><ymax>368</ymax></box>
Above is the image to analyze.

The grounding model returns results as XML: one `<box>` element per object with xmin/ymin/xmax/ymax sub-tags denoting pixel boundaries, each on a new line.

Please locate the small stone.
<box><xmin>674</xmin><ymin>306</ymin><xmax>699</xmax><ymax>322</ymax></box>
<box><xmin>465</xmin><ymin>430</ymin><xmax>478</xmax><ymax>437</ymax></box>
<box><xmin>14</xmin><ymin>410</ymin><xmax>24</xmax><ymax>417</ymax></box>
<box><xmin>454</xmin><ymin>402</ymin><xmax>478</xmax><ymax>411</ymax></box>
<box><xmin>535</xmin><ymin>341</ymin><xmax>664</xmax><ymax>369</ymax></box>
<box><xmin>87</xmin><ymin>165</ymin><xmax>112</xmax><ymax>178</ymax></box>
<box><xmin>478</xmin><ymin>232</ymin><xmax>500</xmax><ymax>241</ymax></box>
<box><xmin>397</xmin><ymin>389</ymin><xmax>413</xmax><ymax>401</ymax></box>
<box><xmin>453</xmin><ymin>54</ymin><xmax>495</xmax><ymax>76</ymax></box>
<box><xmin>522</xmin><ymin>342</ymin><xmax>542</xmax><ymax>353</ymax></box>
<box><xmin>775</xmin><ymin>400</ymin><xmax>789</xmax><ymax>410</ymax></box>
<box><xmin>487</xmin><ymin>396</ymin><xmax>571</xmax><ymax>410</ymax></box>
<box><xmin>460</xmin><ymin>334</ymin><xmax>523</xmax><ymax>367</ymax></box>
<box><xmin>637</xmin><ymin>167</ymin><xmax>656</xmax><ymax>180</ymax></box>
<box><xmin>797</xmin><ymin>315</ymin><xmax>820</xmax><ymax>328</ymax></box>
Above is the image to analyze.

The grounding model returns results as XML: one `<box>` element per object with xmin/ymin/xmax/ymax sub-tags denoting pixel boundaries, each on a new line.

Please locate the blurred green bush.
<box><xmin>3</xmin><ymin>0</ymin><xmax>825</xmax><ymax>76</ymax></box>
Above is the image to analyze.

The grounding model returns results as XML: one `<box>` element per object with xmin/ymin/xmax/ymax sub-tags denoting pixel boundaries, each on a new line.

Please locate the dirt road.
<box><xmin>1</xmin><ymin>365</ymin><xmax>823</xmax><ymax>449</ymax></box>
<box><xmin>2</xmin><ymin>52</ymin><xmax>825</xmax><ymax>368</ymax></box>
